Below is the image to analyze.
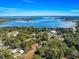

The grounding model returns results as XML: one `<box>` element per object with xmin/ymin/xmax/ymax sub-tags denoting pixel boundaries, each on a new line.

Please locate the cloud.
<box><xmin>1</xmin><ymin>11</ymin><xmax>79</xmax><ymax>16</ymax></box>
<box><xmin>0</xmin><ymin>7</ymin><xmax>79</xmax><ymax>16</ymax></box>
<box><xmin>71</xmin><ymin>10</ymin><xmax>79</xmax><ymax>12</ymax></box>
<box><xmin>13</xmin><ymin>11</ymin><xmax>79</xmax><ymax>16</ymax></box>
<box><xmin>0</xmin><ymin>7</ymin><xmax>16</xmax><ymax>12</ymax></box>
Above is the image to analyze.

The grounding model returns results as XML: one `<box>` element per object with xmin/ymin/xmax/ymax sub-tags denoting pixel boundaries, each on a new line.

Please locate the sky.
<box><xmin>0</xmin><ymin>0</ymin><xmax>79</xmax><ymax>16</ymax></box>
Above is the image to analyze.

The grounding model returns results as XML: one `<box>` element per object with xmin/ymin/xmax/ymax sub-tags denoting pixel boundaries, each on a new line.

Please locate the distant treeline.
<box><xmin>0</xmin><ymin>17</ymin><xmax>33</xmax><ymax>23</ymax></box>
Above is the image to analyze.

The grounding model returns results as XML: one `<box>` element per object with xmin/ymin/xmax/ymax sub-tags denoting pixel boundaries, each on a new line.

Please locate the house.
<box><xmin>11</xmin><ymin>48</ymin><xmax>24</xmax><ymax>54</ymax></box>
<box><xmin>51</xmin><ymin>30</ymin><xmax>57</xmax><ymax>34</ymax></box>
<box><xmin>19</xmin><ymin>50</ymin><xmax>24</xmax><ymax>54</ymax></box>
<box><xmin>7</xmin><ymin>31</ymin><xmax>19</xmax><ymax>37</ymax></box>
<box><xmin>11</xmin><ymin>49</ymin><xmax>17</xmax><ymax>53</ymax></box>
<box><xmin>47</xmin><ymin>30</ymin><xmax>57</xmax><ymax>38</ymax></box>
<box><xmin>32</xmin><ymin>33</ymin><xmax>36</xmax><ymax>36</ymax></box>
<box><xmin>58</xmin><ymin>37</ymin><xmax>64</xmax><ymax>41</ymax></box>
<box><xmin>47</xmin><ymin>33</ymin><xmax>54</xmax><ymax>39</ymax></box>
<box><xmin>10</xmin><ymin>48</ymin><xmax>24</xmax><ymax>58</ymax></box>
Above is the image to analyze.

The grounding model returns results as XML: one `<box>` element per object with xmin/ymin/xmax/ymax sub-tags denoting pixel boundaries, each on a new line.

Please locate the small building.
<box><xmin>32</xmin><ymin>33</ymin><xmax>36</xmax><ymax>36</ymax></box>
<box><xmin>11</xmin><ymin>49</ymin><xmax>17</xmax><ymax>53</ymax></box>
<box><xmin>51</xmin><ymin>30</ymin><xmax>57</xmax><ymax>34</ymax></box>
<box><xmin>7</xmin><ymin>31</ymin><xmax>19</xmax><ymax>37</ymax></box>
<box><xmin>58</xmin><ymin>37</ymin><xmax>64</xmax><ymax>41</ymax></box>
<box><xmin>11</xmin><ymin>48</ymin><xmax>24</xmax><ymax>54</ymax></box>
<box><xmin>19</xmin><ymin>50</ymin><xmax>24</xmax><ymax>54</ymax></box>
<box><xmin>10</xmin><ymin>48</ymin><xmax>24</xmax><ymax>58</ymax></box>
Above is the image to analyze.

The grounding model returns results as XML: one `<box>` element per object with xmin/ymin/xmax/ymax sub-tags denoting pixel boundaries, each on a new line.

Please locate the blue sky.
<box><xmin>0</xmin><ymin>0</ymin><xmax>79</xmax><ymax>16</ymax></box>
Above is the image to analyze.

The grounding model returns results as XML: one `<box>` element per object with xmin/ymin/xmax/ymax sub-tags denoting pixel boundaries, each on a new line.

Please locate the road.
<box><xmin>24</xmin><ymin>44</ymin><xmax>38</xmax><ymax>59</ymax></box>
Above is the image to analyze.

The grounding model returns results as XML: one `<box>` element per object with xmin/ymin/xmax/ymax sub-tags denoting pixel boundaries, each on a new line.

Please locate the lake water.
<box><xmin>0</xmin><ymin>16</ymin><xmax>76</xmax><ymax>28</ymax></box>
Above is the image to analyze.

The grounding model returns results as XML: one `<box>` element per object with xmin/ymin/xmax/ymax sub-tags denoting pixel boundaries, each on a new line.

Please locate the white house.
<box><xmin>11</xmin><ymin>48</ymin><xmax>24</xmax><ymax>54</ymax></box>
<box><xmin>51</xmin><ymin>30</ymin><xmax>57</xmax><ymax>34</ymax></box>
<box><xmin>32</xmin><ymin>33</ymin><xmax>36</xmax><ymax>36</ymax></box>
<box><xmin>7</xmin><ymin>31</ymin><xmax>19</xmax><ymax>37</ymax></box>
<box><xmin>19</xmin><ymin>50</ymin><xmax>24</xmax><ymax>54</ymax></box>
<box><xmin>11</xmin><ymin>49</ymin><xmax>17</xmax><ymax>53</ymax></box>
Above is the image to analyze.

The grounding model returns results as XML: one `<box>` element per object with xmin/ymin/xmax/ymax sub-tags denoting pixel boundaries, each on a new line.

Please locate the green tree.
<box><xmin>0</xmin><ymin>49</ymin><xmax>14</xmax><ymax>59</ymax></box>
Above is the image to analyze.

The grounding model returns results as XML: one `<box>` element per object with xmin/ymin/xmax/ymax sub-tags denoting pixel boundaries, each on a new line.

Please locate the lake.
<box><xmin>0</xmin><ymin>16</ymin><xmax>76</xmax><ymax>28</ymax></box>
